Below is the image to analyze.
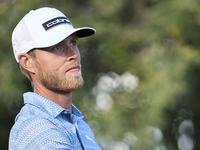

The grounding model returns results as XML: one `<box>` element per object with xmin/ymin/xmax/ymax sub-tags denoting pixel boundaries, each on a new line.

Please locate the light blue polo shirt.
<box><xmin>9</xmin><ymin>92</ymin><xmax>101</xmax><ymax>150</ymax></box>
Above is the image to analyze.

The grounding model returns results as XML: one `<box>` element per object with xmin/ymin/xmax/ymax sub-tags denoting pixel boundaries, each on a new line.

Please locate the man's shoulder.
<box><xmin>9</xmin><ymin>116</ymin><xmax>74</xmax><ymax>150</ymax></box>
<box><xmin>11</xmin><ymin>116</ymin><xmax>57</xmax><ymax>140</ymax></box>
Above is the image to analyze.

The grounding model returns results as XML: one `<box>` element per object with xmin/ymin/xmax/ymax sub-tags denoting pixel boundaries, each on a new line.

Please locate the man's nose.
<box><xmin>66</xmin><ymin>47</ymin><xmax>80</xmax><ymax>61</ymax></box>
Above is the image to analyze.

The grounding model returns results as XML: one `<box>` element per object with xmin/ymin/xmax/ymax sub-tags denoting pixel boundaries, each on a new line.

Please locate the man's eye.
<box><xmin>53</xmin><ymin>45</ymin><xmax>64</xmax><ymax>51</ymax></box>
<box><xmin>71</xmin><ymin>41</ymin><xmax>76</xmax><ymax>46</ymax></box>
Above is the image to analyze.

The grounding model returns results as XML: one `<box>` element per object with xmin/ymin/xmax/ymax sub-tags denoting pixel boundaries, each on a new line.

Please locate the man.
<box><xmin>9</xmin><ymin>7</ymin><xmax>101</xmax><ymax>150</ymax></box>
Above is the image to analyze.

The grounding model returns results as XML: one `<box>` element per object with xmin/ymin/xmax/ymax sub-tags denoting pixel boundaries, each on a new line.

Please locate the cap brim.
<box><xmin>35</xmin><ymin>27</ymin><xmax>96</xmax><ymax>49</ymax></box>
<box><xmin>75</xmin><ymin>27</ymin><xmax>96</xmax><ymax>38</ymax></box>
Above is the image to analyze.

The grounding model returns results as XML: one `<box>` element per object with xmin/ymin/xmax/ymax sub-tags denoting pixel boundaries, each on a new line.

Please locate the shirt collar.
<box><xmin>23</xmin><ymin>92</ymin><xmax>84</xmax><ymax>119</ymax></box>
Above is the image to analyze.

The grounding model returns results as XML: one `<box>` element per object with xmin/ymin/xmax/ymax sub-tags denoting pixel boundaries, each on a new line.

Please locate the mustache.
<box><xmin>66</xmin><ymin>61</ymin><xmax>81</xmax><ymax>72</ymax></box>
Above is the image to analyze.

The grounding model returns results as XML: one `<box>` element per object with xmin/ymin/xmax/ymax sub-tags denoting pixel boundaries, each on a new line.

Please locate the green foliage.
<box><xmin>1</xmin><ymin>0</ymin><xmax>200</xmax><ymax>149</ymax></box>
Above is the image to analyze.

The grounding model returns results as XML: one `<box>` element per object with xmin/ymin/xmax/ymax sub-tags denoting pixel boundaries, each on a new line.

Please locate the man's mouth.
<box><xmin>66</xmin><ymin>65</ymin><xmax>81</xmax><ymax>73</ymax></box>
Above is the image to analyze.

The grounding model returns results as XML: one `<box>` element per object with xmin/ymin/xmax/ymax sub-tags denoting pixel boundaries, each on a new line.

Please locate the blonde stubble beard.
<box><xmin>35</xmin><ymin>61</ymin><xmax>84</xmax><ymax>93</ymax></box>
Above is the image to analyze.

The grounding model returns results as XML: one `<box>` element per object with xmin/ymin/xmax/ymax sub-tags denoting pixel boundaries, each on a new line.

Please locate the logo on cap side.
<box><xmin>42</xmin><ymin>17</ymin><xmax>72</xmax><ymax>30</ymax></box>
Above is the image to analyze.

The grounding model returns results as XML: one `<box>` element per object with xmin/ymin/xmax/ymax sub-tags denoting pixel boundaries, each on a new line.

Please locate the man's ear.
<box><xmin>18</xmin><ymin>53</ymin><xmax>35</xmax><ymax>74</ymax></box>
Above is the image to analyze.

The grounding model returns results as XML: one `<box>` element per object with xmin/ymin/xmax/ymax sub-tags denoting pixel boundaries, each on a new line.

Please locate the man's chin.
<box><xmin>48</xmin><ymin>79</ymin><xmax>84</xmax><ymax>94</ymax></box>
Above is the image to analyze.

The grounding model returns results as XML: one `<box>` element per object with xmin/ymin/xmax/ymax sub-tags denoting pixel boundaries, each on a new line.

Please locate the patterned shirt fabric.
<box><xmin>9</xmin><ymin>92</ymin><xmax>101</xmax><ymax>150</ymax></box>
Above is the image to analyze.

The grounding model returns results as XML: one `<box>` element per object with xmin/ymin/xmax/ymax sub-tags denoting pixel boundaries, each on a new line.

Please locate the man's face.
<box><xmin>32</xmin><ymin>33</ymin><xmax>84</xmax><ymax>93</ymax></box>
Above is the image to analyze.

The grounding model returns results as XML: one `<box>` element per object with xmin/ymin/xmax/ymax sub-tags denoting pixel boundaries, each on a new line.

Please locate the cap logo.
<box><xmin>42</xmin><ymin>17</ymin><xmax>72</xmax><ymax>30</ymax></box>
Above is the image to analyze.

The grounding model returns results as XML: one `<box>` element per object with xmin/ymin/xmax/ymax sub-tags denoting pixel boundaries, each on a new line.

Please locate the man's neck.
<box><xmin>34</xmin><ymin>85</ymin><xmax>73</xmax><ymax>112</ymax></box>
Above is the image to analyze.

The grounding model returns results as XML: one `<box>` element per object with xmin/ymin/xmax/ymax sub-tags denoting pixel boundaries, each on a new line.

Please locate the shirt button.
<box><xmin>63</xmin><ymin>110</ymin><xmax>69</xmax><ymax>114</ymax></box>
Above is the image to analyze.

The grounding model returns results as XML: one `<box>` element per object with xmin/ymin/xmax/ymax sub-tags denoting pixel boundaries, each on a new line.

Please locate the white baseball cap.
<box><xmin>12</xmin><ymin>7</ymin><xmax>96</xmax><ymax>62</ymax></box>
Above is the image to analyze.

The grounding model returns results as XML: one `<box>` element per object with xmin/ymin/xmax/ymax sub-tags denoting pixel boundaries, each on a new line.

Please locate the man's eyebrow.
<box><xmin>71</xmin><ymin>33</ymin><xmax>79</xmax><ymax>39</ymax></box>
<box><xmin>59</xmin><ymin>40</ymin><xmax>65</xmax><ymax>44</ymax></box>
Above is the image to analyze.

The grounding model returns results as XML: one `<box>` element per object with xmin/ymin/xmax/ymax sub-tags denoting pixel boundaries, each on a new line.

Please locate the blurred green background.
<box><xmin>1</xmin><ymin>0</ymin><xmax>200</xmax><ymax>149</ymax></box>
